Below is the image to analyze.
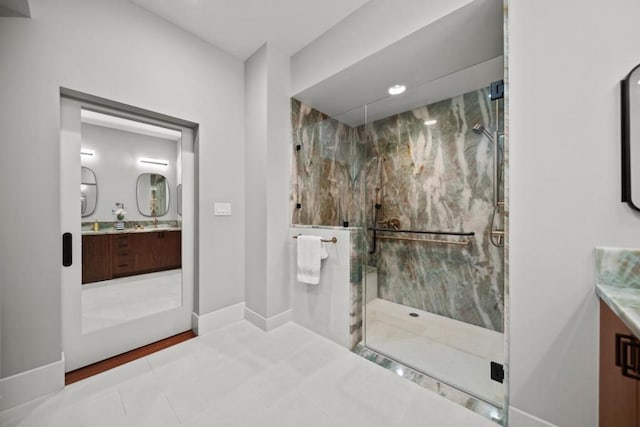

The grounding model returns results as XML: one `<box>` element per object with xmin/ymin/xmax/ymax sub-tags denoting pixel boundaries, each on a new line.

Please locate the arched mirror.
<box><xmin>80</xmin><ymin>166</ymin><xmax>97</xmax><ymax>217</ymax></box>
<box><xmin>622</xmin><ymin>64</ymin><xmax>640</xmax><ymax>211</ymax></box>
<box><xmin>137</xmin><ymin>173</ymin><xmax>169</xmax><ymax>216</ymax></box>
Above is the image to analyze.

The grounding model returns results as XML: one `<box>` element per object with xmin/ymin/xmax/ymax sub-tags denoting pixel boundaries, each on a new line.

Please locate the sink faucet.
<box><xmin>153</xmin><ymin>217</ymin><xmax>158</xmax><ymax>228</ymax></box>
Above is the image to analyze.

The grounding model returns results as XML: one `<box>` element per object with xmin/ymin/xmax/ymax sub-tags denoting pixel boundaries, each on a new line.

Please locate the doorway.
<box><xmin>60</xmin><ymin>94</ymin><xmax>196</xmax><ymax>372</ymax></box>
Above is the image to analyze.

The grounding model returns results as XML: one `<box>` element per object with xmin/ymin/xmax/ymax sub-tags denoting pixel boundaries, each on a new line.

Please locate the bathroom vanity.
<box><xmin>82</xmin><ymin>229</ymin><xmax>181</xmax><ymax>284</ymax></box>
<box><xmin>596</xmin><ymin>247</ymin><xmax>640</xmax><ymax>427</ymax></box>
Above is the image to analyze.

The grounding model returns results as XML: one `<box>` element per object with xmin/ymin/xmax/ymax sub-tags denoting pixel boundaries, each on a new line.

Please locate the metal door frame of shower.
<box><xmin>355</xmin><ymin>17</ymin><xmax>510</xmax><ymax>425</ymax></box>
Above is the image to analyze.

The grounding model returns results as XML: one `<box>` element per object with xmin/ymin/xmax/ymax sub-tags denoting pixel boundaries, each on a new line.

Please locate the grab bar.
<box><xmin>368</xmin><ymin>227</ymin><xmax>474</xmax><ymax>254</ymax></box>
<box><xmin>375</xmin><ymin>235</ymin><xmax>471</xmax><ymax>247</ymax></box>
<box><xmin>293</xmin><ymin>235</ymin><xmax>337</xmax><ymax>244</ymax></box>
<box><xmin>368</xmin><ymin>227</ymin><xmax>474</xmax><ymax>236</ymax></box>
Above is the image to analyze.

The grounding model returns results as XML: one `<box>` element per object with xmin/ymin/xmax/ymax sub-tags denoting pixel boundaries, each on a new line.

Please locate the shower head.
<box><xmin>472</xmin><ymin>123</ymin><xmax>494</xmax><ymax>142</ymax></box>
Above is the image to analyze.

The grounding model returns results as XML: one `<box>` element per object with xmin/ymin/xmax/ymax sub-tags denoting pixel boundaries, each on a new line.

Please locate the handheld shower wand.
<box><xmin>473</xmin><ymin>122</ymin><xmax>504</xmax><ymax>247</ymax></box>
<box><xmin>472</xmin><ymin>123</ymin><xmax>494</xmax><ymax>142</ymax></box>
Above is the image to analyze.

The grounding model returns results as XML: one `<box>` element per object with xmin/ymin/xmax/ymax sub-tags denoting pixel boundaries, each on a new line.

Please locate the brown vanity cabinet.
<box><xmin>151</xmin><ymin>231</ymin><xmax>182</xmax><ymax>270</ymax></box>
<box><xmin>112</xmin><ymin>233</ymin><xmax>135</xmax><ymax>276</ymax></box>
<box><xmin>83</xmin><ymin>230</ymin><xmax>181</xmax><ymax>284</ymax></box>
<box><xmin>82</xmin><ymin>234</ymin><xmax>112</xmax><ymax>283</ymax></box>
<box><xmin>599</xmin><ymin>301</ymin><xmax>640</xmax><ymax>427</ymax></box>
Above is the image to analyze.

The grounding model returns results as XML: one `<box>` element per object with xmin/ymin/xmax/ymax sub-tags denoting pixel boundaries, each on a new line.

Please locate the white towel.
<box><xmin>321</xmin><ymin>243</ymin><xmax>329</xmax><ymax>260</ymax></box>
<box><xmin>297</xmin><ymin>235</ymin><xmax>322</xmax><ymax>284</ymax></box>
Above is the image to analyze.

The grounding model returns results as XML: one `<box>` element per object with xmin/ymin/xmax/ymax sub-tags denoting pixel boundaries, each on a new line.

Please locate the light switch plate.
<box><xmin>214</xmin><ymin>202</ymin><xmax>231</xmax><ymax>216</ymax></box>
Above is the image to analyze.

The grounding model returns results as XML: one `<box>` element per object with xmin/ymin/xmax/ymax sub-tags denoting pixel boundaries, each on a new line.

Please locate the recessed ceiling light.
<box><xmin>388</xmin><ymin>84</ymin><xmax>406</xmax><ymax>95</ymax></box>
<box><xmin>424</xmin><ymin>119</ymin><xmax>437</xmax><ymax>126</ymax></box>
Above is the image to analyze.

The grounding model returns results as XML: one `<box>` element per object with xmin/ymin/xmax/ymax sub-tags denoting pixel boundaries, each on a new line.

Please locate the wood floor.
<box><xmin>65</xmin><ymin>330</ymin><xmax>196</xmax><ymax>385</ymax></box>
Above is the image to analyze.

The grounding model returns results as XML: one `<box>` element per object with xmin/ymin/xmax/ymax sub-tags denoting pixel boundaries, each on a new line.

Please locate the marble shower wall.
<box><xmin>291</xmin><ymin>88</ymin><xmax>504</xmax><ymax>332</ymax></box>
<box><xmin>290</xmin><ymin>99</ymin><xmax>366</xmax><ymax>227</ymax></box>
<box><xmin>363</xmin><ymin>88</ymin><xmax>503</xmax><ymax>332</ymax></box>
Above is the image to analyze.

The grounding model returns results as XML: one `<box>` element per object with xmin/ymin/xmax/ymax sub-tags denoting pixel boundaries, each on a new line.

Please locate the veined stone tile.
<box><xmin>291</xmin><ymin>87</ymin><xmax>504</xmax><ymax>332</ymax></box>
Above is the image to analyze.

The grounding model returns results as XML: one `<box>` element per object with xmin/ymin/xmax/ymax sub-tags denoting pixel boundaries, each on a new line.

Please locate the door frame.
<box><xmin>60</xmin><ymin>90</ymin><xmax>199</xmax><ymax>372</ymax></box>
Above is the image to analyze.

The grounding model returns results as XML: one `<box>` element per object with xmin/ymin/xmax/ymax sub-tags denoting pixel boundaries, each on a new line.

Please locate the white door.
<box><xmin>60</xmin><ymin>97</ymin><xmax>195</xmax><ymax>372</ymax></box>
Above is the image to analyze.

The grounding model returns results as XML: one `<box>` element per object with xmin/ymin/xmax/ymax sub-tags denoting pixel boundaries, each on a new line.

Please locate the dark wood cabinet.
<box><xmin>111</xmin><ymin>234</ymin><xmax>134</xmax><ymax>277</ymax></box>
<box><xmin>152</xmin><ymin>231</ymin><xmax>182</xmax><ymax>271</ymax></box>
<box><xmin>83</xmin><ymin>230</ymin><xmax>181</xmax><ymax>284</ymax></box>
<box><xmin>599</xmin><ymin>301</ymin><xmax>640</xmax><ymax>427</ymax></box>
<box><xmin>82</xmin><ymin>234</ymin><xmax>112</xmax><ymax>283</ymax></box>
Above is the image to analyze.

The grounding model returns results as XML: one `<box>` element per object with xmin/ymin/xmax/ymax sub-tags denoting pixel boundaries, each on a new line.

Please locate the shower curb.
<box><xmin>353</xmin><ymin>344</ymin><xmax>504</xmax><ymax>425</ymax></box>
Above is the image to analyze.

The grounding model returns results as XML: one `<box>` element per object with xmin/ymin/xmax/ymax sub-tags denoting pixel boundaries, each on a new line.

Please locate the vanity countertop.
<box><xmin>595</xmin><ymin>247</ymin><xmax>640</xmax><ymax>338</ymax></box>
<box><xmin>82</xmin><ymin>227</ymin><xmax>181</xmax><ymax>235</ymax></box>
<box><xmin>596</xmin><ymin>284</ymin><xmax>640</xmax><ymax>338</ymax></box>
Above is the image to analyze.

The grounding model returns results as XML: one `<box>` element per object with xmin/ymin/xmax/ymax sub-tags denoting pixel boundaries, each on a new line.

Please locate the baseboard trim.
<box><xmin>192</xmin><ymin>302</ymin><xmax>245</xmax><ymax>336</ymax></box>
<box><xmin>0</xmin><ymin>353</ymin><xmax>65</xmax><ymax>411</ymax></box>
<box><xmin>509</xmin><ymin>406</ymin><xmax>558</xmax><ymax>427</ymax></box>
<box><xmin>244</xmin><ymin>307</ymin><xmax>292</xmax><ymax>331</ymax></box>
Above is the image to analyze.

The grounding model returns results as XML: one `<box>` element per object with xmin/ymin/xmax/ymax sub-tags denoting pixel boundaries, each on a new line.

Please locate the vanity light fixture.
<box><xmin>424</xmin><ymin>119</ymin><xmax>438</xmax><ymax>126</ymax></box>
<box><xmin>80</xmin><ymin>149</ymin><xmax>95</xmax><ymax>156</ymax></box>
<box><xmin>388</xmin><ymin>84</ymin><xmax>406</xmax><ymax>95</ymax></box>
<box><xmin>139</xmin><ymin>157</ymin><xmax>169</xmax><ymax>166</ymax></box>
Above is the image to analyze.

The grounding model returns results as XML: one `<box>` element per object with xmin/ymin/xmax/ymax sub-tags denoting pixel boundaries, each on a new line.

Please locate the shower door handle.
<box><xmin>62</xmin><ymin>232</ymin><xmax>72</xmax><ymax>267</ymax></box>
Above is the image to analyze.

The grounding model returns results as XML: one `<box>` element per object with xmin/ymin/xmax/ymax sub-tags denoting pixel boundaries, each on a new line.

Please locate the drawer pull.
<box><xmin>616</xmin><ymin>333</ymin><xmax>640</xmax><ymax>380</ymax></box>
<box><xmin>118</xmin><ymin>263</ymin><xmax>129</xmax><ymax>268</ymax></box>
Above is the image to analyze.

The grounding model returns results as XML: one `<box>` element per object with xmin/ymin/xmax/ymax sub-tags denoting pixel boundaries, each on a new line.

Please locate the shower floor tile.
<box><xmin>365</xmin><ymin>298</ymin><xmax>505</xmax><ymax>406</ymax></box>
<box><xmin>0</xmin><ymin>321</ymin><xmax>498</xmax><ymax>427</ymax></box>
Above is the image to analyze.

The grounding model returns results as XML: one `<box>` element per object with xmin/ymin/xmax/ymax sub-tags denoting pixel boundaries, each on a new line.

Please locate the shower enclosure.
<box><xmin>291</xmin><ymin>81</ymin><xmax>505</xmax><ymax>400</ymax></box>
<box><xmin>290</xmin><ymin>0</ymin><xmax>506</xmax><ymax>422</ymax></box>
<box><xmin>360</xmin><ymin>84</ymin><xmax>505</xmax><ymax>408</ymax></box>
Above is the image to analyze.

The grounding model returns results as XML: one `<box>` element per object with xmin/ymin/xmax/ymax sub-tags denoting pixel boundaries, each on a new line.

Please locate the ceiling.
<box><xmin>130</xmin><ymin>0</ymin><xmax>370</xmax><ymax>60</ymax></box>
<box><xmin>129</xmin><ymin>0</ymin><xmax>503</xmax><ymax>127</ymax></box>
<box><xmin>294</xmin><ymin>0</ymin><xmax>504</xmax><ymax>126</ymax></box>
<box><xmin>0</xmin><ymin>0</ymin><xmax>30</xmax><ymax>17</ymax></box>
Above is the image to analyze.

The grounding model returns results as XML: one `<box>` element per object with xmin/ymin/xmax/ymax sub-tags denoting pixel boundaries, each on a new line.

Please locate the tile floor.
<box><xmin>0</xmin><ymin>321</ymin><xmax>499</xmax><ymax>427</ymax></box>
<box><xmin>365</xmin><ymin>298</ymin><xmax>505</xmax><ymax>405</ymax></box>
<box><xmin>82</xmin><ymin>270</ymin><xmax>182</xmax><ymax>333</ymax></box>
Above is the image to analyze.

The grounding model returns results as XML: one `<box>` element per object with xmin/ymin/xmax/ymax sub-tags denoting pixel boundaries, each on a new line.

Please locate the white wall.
<box><xmin>265</xmin><ymin>45</ymin><xmax>292</xmax><ymax>318</ymax></box>
<box><xmin>291</xmin><ymin>0</ymin><xmax>475</xmax><ymax>94</ymax></box>
<box><xmin>244</xmin><ymin>43</ymin><xmax>291</xmax><ymax>324</ymax></box>
<box><xmin>289</xmin><ymin>227</ymin><xmax>352</xmax><ymax>348</ymax></box>
<box><xmin>508</xmin><ymin>0</ymin><xmax>640</xmax><ymax>426</ymax></box>
<box><xmin>0</xmin><ymin>0</ymin><xmax>245</xmax><ymax>379</ymax></box>
<box><xmin>244</xmin><ymin>45</ymin><xmax>269</xmax><ymax>317</ymax></box>
<box><xmin>81</xmin><ymin>124</ymin><xmax>179</xmax><ymax>222</ymax></box>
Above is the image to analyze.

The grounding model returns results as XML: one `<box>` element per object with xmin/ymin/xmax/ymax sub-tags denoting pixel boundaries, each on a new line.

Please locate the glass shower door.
<box><xmin>361</xmin><ymin>82</ymin><xmax>506</xmax><ymax>408</ymax></box>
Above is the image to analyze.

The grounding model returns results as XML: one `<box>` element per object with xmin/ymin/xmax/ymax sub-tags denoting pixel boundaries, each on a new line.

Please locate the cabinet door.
<box><xmin>145</xmin><ymin>231</ymin><xmax>181</xmax><ymax>271</ymax></box>
<box><xmin>82</xmin><ymin>234</ymin><xmax>111</xmax><ymax>284</ymax></box>
<box><xmin>161</xmin><ymin>230</ymin><xmax>182</xmax><ymax>269</ymax></box>
<box><xmin>133</xmin><ymin>231</ymin><xmax>181</xmax><ymax>273</ymax></box>
<box><xmin>600</xmin><ymin>301</ymin><xmax>639</xmax><ymax>427</ymax></box>
<box><xmin>132</xmin><ymin>232</ymin><xmax>156</xmax><ymax>273</ymax></box>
